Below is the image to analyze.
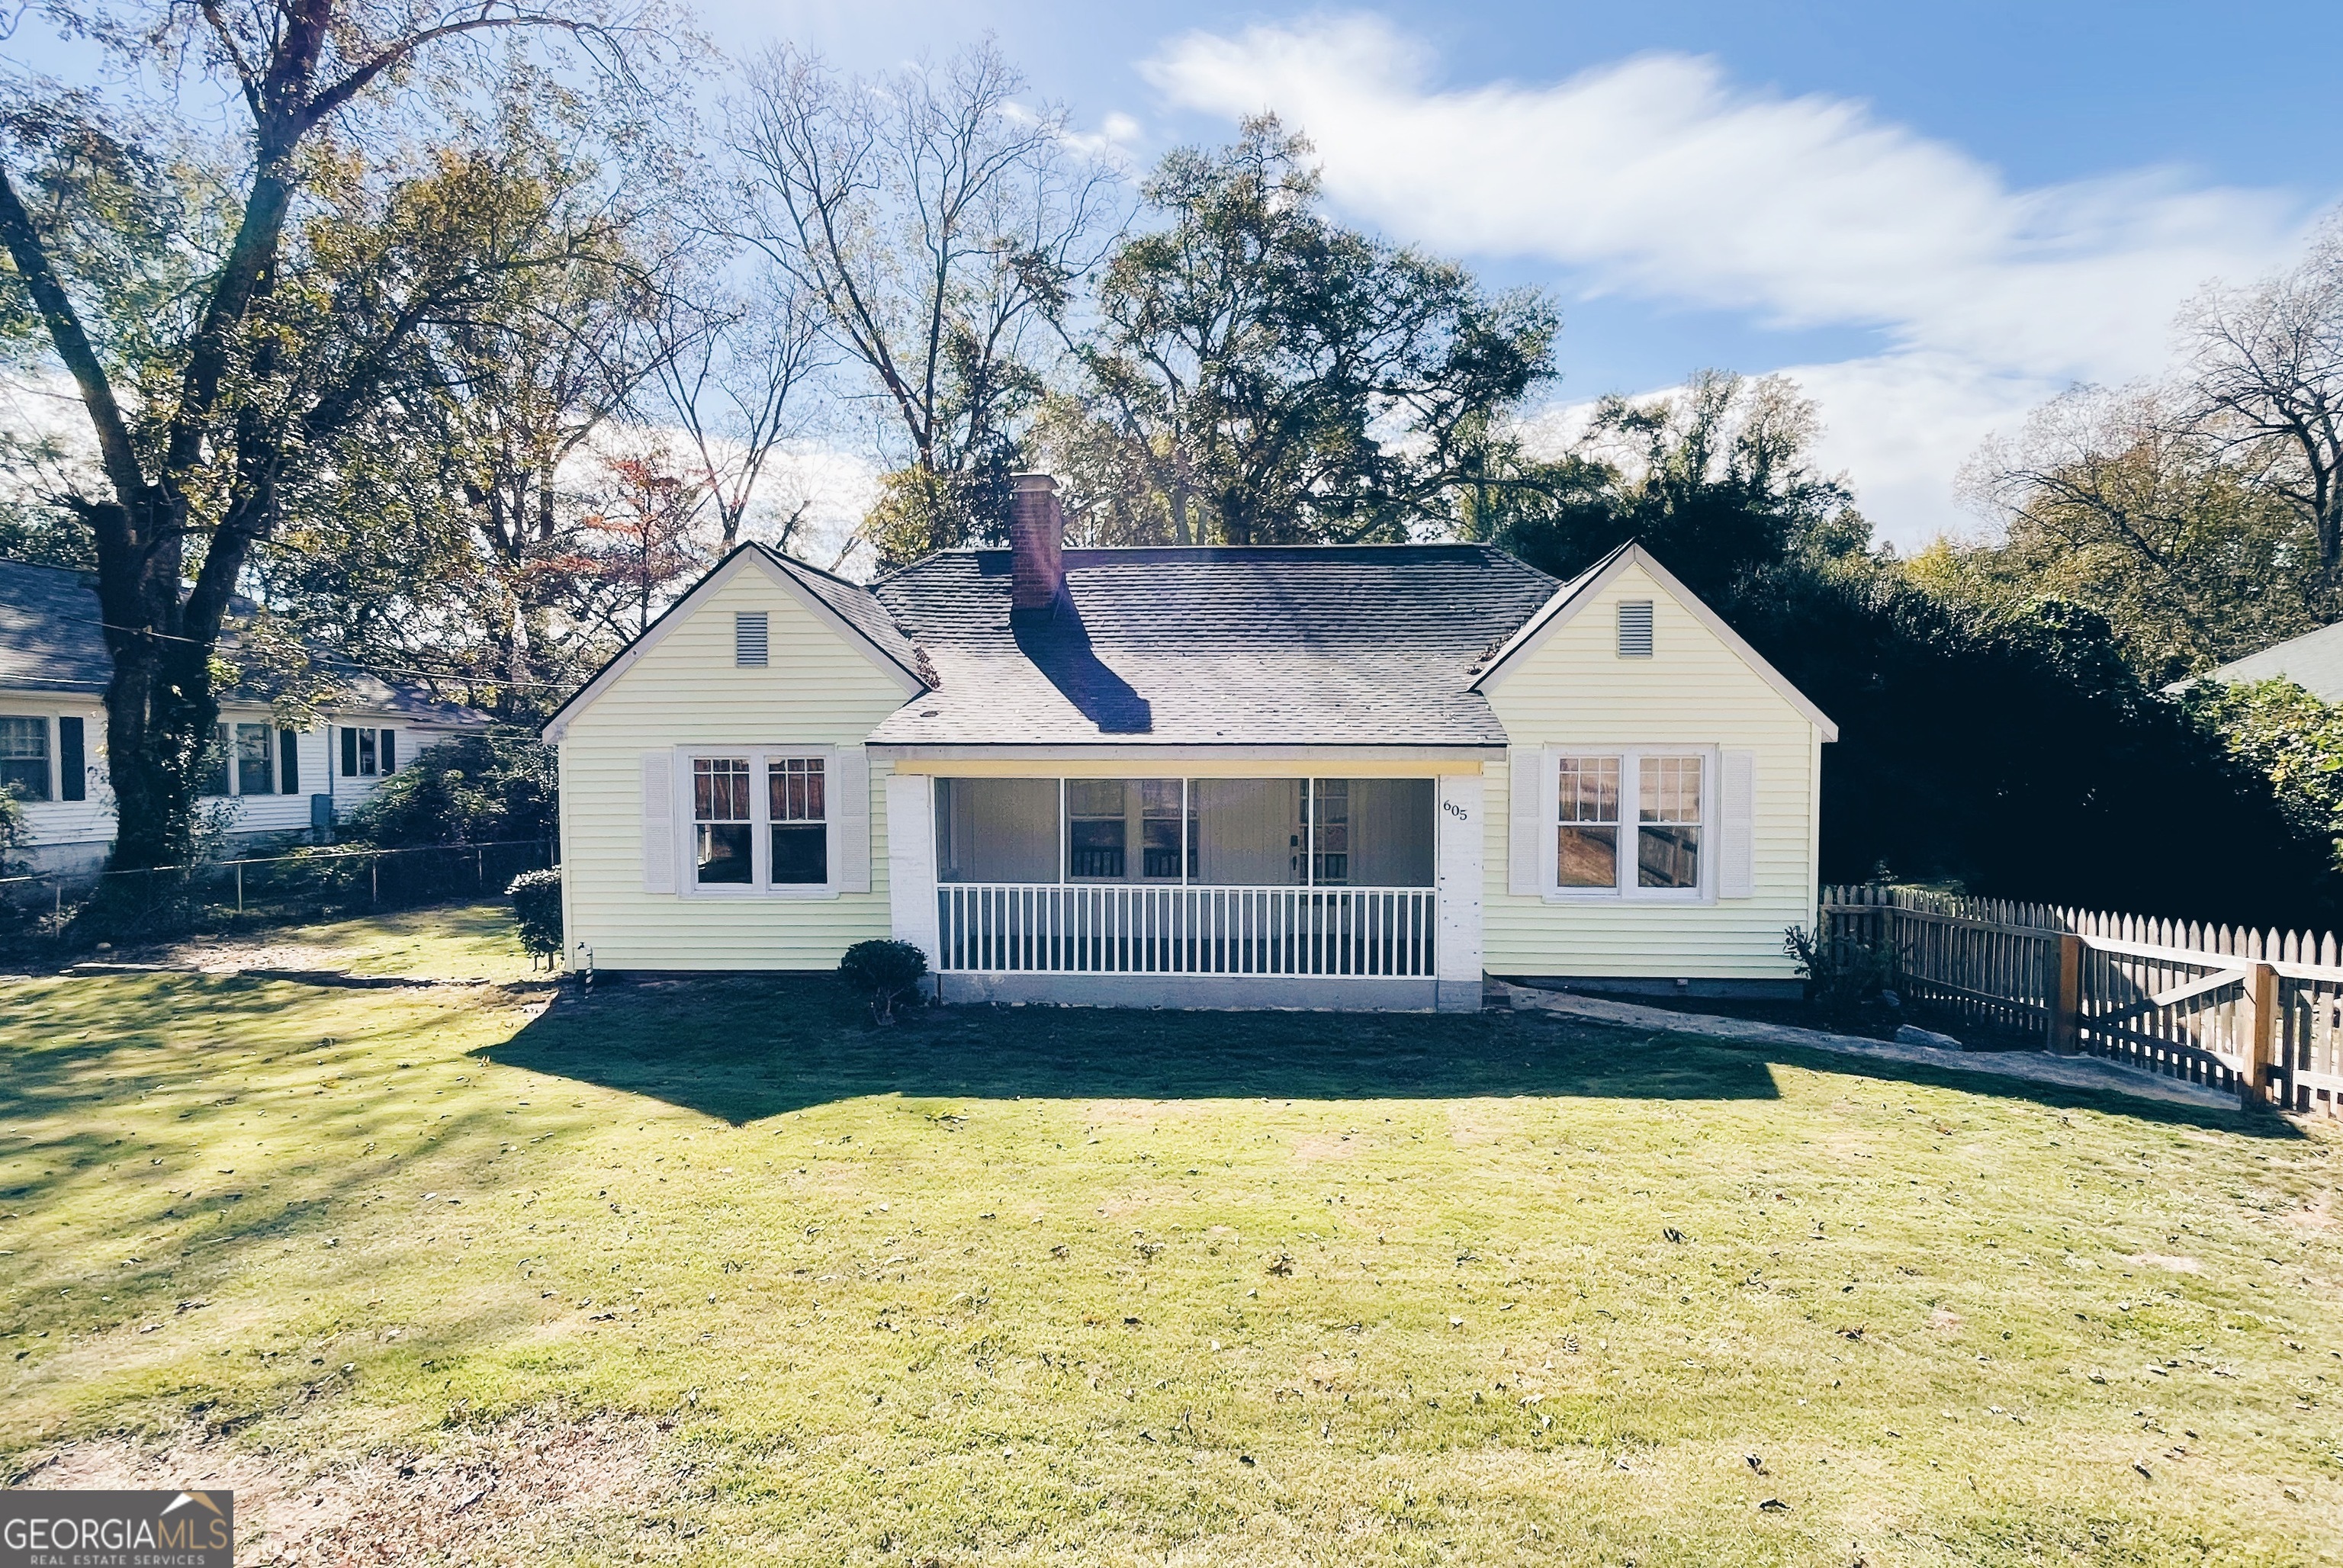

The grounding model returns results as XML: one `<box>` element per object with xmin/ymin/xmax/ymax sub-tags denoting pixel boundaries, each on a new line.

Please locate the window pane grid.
<box><xmin>768</xmin><ymin>757</ymin><xmax>825</xmax><ymax>822</ymax></box>
<box><xmin>1636</xmin><ymin>755</ymin><xmax>1702</xmax><ymax>890</ymax></box>
<box><xmin>0</xmin><ymin>715</ymin><xmax>49</xmax><ymax>802</ymax></box>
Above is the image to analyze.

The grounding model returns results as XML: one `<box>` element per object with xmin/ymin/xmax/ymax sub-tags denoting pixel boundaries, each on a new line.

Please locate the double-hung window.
<box><xmin>768</xmin><ymin>757</ymin><xmax>828</xmax><ymax>884</ymax></box>
<box><xmin>693</xmin><ymin>757</ymin><xmax>754</xmax><ymax>884</ymax></box>
<box><xmin>1550</xmin><ymin>749</ymin><xmax>1709</xmax><ymax>900</ymax></box>
<box><xmin>0</xmin><ymin>716</ymin><xmax>50</xmax><ymax>802</ymax></box>
<box><xmin>686</xmin><ymin>748</ymin><xmax>834</xmax><ymax>893</ymax></box>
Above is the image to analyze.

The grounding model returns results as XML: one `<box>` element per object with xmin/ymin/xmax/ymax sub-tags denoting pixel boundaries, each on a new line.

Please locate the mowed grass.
<box><xmin>2</xmin><ymin>905</ymin><xmax>2339</xmax><ymax>1566</ymax></box>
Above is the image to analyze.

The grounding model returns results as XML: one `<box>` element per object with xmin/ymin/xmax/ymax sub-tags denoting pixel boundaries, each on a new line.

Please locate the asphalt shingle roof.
<box><xmin>2206</xmin><ymin>619</ymin><xmax>2343</xmax><ymax>704</ymax></box>
<box><xmin>865</xmin><ymin>544</ymin><xmax>1562</xmax><ymax>747</ymax></box>
<box><xmin>0</xmin><ymin>558</ymin><xmax>489</xmax><ymax>724</ymax></box>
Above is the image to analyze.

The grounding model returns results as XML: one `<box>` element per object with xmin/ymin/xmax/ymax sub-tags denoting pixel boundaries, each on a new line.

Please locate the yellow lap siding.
<box><xmin>1482</xmin><ymin>560</ymin><xmax>1821</xmax><ymax>980</ymax></box>
<box><xmin>558</xmin><ymin>563</ymin><xmax>911</xmax><ymax>970</ymax></box>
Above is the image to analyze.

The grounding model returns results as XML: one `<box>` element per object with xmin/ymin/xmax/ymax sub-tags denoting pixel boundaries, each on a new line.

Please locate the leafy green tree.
<box><xmin>2181</xmin><ymin>678</ymin><xmax>2343</xmax><ymax>872</ymax></box>
<box><xmin>1485</xmin><ymin>370</ymin><xmax>1860</xmax><ymax>602</ymax></box>
<box><xmin>0</xmin><ymin>1</ymin><xmax>660</xmax><ymax>869</ymax></box>
<box><xmin>342</xmin><ymin>731</ymin><xmax>557</xmax><ymax>849</ymax></box>
<box><xmin>1056</xmin><ymin>116</ymin><xmax>1558</xmax><ymax>546</ymax></box>
<box><xmin>1950</xmin><ymin>383</ymin><xmax>2328</xmax><ymax>683</ymax></box>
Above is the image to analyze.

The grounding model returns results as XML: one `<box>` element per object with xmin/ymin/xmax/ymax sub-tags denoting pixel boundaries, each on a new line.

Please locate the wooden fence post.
<box><xmin>2242</xmin><ymin>960</ymin><xmax>2278</xmax><ymax>1109</ymax></box>
<box><xmin>2050</xmin><ymin>933</ymin><xmax>2081</xmax><ymax>1054</ymax></box>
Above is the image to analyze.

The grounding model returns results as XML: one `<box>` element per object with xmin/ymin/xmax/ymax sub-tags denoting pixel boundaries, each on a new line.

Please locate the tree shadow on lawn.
<box><xmin>483</xmin><ymin>974</ymin><xmax>2295</xmax><ymax>1139</ymax></box>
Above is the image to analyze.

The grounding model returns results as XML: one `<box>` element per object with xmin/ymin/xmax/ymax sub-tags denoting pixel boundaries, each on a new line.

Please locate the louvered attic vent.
<box><xmin>1616</xmin><ymin>600</ymin><xmax>1654</xmax><ymax>657</ymax></box>
<box><xmin>735</xmin><ymin>611</ymin><xmax>769</xmax><ymax>667</ymax></box>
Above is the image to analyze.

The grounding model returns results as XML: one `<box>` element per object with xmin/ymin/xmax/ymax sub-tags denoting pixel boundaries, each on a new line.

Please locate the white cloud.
<box><xmin>1143</xmin><ymin>16</ymin><xmax>2325</xmax><ymax>543</ymax></box>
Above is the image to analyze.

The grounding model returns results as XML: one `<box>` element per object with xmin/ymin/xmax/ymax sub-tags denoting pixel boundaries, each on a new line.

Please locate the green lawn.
<box><xmin>2</xmin><ymin>904</ymin><xmax>2338</xmax><ymax>1565</ymax></box>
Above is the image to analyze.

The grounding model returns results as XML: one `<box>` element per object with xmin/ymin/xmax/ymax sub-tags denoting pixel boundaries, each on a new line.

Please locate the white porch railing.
<box><xmin>935</xmin><ymin>883</ymin><xmax>1438</xmax><ymax>978</ymax></box>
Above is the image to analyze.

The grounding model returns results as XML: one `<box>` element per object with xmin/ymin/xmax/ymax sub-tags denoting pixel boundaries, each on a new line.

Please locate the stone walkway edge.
<box><xmin>1493</xmin><ymin>982</ymin><xmax>2246</xmax><ymax>1113</ymax></box>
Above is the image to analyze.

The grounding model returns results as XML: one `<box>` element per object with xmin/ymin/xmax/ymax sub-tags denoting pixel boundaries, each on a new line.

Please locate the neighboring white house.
<box><xmin>543</xmin><ymin>474</ymin><xmax>1838</xmax><ymax>1010</ymax></box>
<box><xmin>0</xmin><ymin>560</ymin><xmax>492</xmax><ymax>875</ymax></box>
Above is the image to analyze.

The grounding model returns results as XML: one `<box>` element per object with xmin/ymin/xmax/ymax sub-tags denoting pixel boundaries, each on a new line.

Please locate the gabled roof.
<box><xmin>2200</xmin><ymin>619</ymin><xmax>2343</xmax><ymax>704</ymax></box>
<box><xmin>1467</xmin><ymin>542</ymin><xmax>1839</xmax><ymax>742</ymax></box>
<box><xmin>0</xmin><ymin>557</ymin><xmax>490</xmax><ymax>725</ymax></box>
<box><xmin>865</xmin><ymin>544</ymin><xmax>1560</xmax><ymax>748</ymax></box>
<box><xmin>539</xmin><ymin>542</ymin><xmax>927</xmax><ymax>743</ymax></box>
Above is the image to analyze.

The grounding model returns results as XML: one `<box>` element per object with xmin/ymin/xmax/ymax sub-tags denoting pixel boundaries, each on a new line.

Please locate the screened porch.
<box><xmin>930</xmin><ymin>776</ymin><xmax>1439</xmax><ymax>978</ymax></box>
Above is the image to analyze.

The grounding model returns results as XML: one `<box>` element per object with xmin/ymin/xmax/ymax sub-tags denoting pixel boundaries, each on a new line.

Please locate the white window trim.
<box><xmin>674</xmin><ymin>744</ymin><xmax>843</xmax><ymax>901</ymax></box>
<box><xmin>1541</xmin><ymin>744</ymin><xmax>1717</xmax><ymax>906</ymax></box>
<box><xmin>0</xmin><ymin>711</ymin><xmax>57</xmax><ymax>803</ymax></box>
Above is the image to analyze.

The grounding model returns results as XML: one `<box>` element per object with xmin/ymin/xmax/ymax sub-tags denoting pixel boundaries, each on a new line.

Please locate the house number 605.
<box><xmin>1442</xmin><ymin>800</ymin><xmax>1469</xmax><ymax>821</ymax></box>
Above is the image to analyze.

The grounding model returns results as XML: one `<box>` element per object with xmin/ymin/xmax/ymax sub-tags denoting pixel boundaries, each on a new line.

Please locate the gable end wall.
<box><xmin>558</xmin><ymin>567</ymin><xmax>908</xmax><ymax>969</ymax></box>
<box><xmin>1481</xmin><ymin>561</ymin><xmax>1821</xmax><ymax>980</ymax></box>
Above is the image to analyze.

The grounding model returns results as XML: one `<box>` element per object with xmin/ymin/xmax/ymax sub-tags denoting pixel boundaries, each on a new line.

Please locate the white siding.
<box><xmin>558</xmin><ymin>561</ymin><xmax>910</xmax><ymax>970</ymax></box>
<box><xmin>1480</xmin><ymin>560</ymin><xmax>1822</xmax><ymax>981</ymax></box>
<box><xmin>0</xmin><ymin>687</ymin><xmax>473</xmax><ymax>866</ymax></box>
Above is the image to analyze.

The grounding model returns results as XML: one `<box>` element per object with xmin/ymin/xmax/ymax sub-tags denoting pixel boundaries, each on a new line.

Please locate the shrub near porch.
<box><xmin>1</xmin><ymin>905</ymin><xmax>2338</xmax><ymax>1564</ymax></box>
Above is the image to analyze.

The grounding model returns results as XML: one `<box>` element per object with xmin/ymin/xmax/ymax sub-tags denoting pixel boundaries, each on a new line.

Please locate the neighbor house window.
<box><xmin>1638</xmin><ymin>755</ymin><xmax>1702</xmax><ymax>889</ymax></box>
<box><xmin>693</xmin><ymin>757</ymin><xmax>754</xmax><ymax>885</ymax></box>
<box><xmin>201</xmin><ymin>725</ymin><xmax>231</xmax><ymax>797</ymax></box>
<box><xmin>0</xmin><ymin>716</ymin><xmax>50</xmax><ymax>802</ymax></box>
<box><xmin>236</xmin><ymin>723</ymin><xmax>275</xmax><ymax>795</ymax></box>
<box><xmin>1556</xmin><ymin>756</ymin><xmax>1621</xmax><ymax>888</ymax></box>
<box><xmin>767</xmin><ymin>757</ymin><xmax>827</xmax><ymax>884</ymax></box>
<box><xmin>339</xmin><ymin>726</ymin><xmax>396</xmax><ymax>777</ymax></box>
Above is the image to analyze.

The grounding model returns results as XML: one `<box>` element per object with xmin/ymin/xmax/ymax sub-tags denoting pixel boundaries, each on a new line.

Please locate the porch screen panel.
<box><xmin>1325</xmin><ymin>779</ymin><xmax>1435</xmax><ymax>887</ymax></box>
<box><xmin>934</xmin><ymin>778</ymin><xmax>1059</xmax><ymax>882</ymax></box>
<box><xmin>1191</xmin><ymin>779</ymin><xmax>1304</xmax><ymax>886</ymax></box>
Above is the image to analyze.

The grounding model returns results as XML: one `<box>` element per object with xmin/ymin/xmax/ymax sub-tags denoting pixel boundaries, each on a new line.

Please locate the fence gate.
<box><xmin>1822</xmin><ymin>885</ymin><xmax>2343</xmax><ymax>1115</ymax></box>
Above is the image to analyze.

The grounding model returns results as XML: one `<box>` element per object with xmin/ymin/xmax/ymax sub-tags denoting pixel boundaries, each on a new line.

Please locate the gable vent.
<box><xmin>1617</xmin><ymin>600</ymin><xmax>1654</xmax><ymax>657</ymax></box>
<box><xmin>735</xmin><ymin>612</ymin><xmax>769</xmax><ymax>667</ymax></box>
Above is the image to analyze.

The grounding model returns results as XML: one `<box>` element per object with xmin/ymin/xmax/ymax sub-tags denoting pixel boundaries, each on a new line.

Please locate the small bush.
<box><xmin>838</xmin><ymin>937</ymin><xmax>929</xmax><ymax>1023</ymax></box>
<box><xmin>1783</xmin><ymin>923</ymin><xmax>1898</xmax><ymax>1029</ymax></box>
<box><xmin>506</xmin><ymin>869</ymin><xmax>564</xmax><ymax>967</ymax></box>
<box><xmin>344</xmin><ymin>731</ymin><xmax>557</xmax><ymax>848</ymax></box>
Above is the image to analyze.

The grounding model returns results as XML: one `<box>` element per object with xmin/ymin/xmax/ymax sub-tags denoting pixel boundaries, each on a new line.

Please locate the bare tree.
<box><xmin>1958</xmin><ymin>382</ymin><xmax>2322</xmax><ymax>672</ymax></box>
<box><xmin>0</xmin><ymin>0</ymin><xmax>653</xmax><ymax>868</ymax></box>
<box><xmin>648</xmin><ymin>272</ymin><xmax>827</xmax><ymax>554</ymax></box>
<box><xmin>2181</xmin><ymin>216</ymin><xmax>2343</xmax><ymax>583</ymax></box>
<box><xmin>728</xmin><ymin>37</ymin><xmax>1118</xmax><ymax>553</ymax></box>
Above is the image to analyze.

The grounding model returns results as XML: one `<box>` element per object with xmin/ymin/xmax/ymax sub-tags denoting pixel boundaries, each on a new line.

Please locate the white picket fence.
<box><xmin>1823</xmin><ymin>885</ymin><xmax>2343</xmax><ymax>1115</ymax></box>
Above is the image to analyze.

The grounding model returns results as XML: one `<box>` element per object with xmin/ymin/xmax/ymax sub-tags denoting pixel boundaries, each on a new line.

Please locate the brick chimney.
<box><xmin>1008</xmin><ymin>472</ymin><xmax>1065</xmax><ymax>613</ymax></box>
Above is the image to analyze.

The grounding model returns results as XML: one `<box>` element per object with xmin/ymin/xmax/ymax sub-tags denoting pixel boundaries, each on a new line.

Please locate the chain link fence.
<box><xmin>0</xmin><ymin>839</ymin><xmax>557</xmax><ymax>953</ymax></box>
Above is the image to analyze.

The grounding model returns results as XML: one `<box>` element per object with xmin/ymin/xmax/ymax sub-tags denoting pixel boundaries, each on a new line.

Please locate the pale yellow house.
<box><xmin>543</xmin><ymin>474</ymin><xmax>1837</xmax><ymax>1008</ymax></box>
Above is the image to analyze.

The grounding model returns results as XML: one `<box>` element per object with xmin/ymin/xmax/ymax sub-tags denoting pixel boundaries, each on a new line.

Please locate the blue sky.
<box><xmin>702</xmin><ymin>1</ymin><xmax>2343</xmax><ymax>544</ymax></box>
<box><xmin>19</xmin><ymin>2</ymin><xmax>2343</xmax><ymax>546</ymax></box>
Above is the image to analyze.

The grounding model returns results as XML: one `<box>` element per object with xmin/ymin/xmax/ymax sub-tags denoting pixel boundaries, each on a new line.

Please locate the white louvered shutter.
<box><xmin>832</xmin><ymin>746</ymin><xmax>872</xmax><ymax>893</ymax></box>
<box><xmin>1507</xmin><ymin>747</ymin><xmax>1545</xmax><ymax>896</ymax></box>
<box><xmin>1718</xmin><ymin>749</ymin><xmax>1756</xmax><ymax>899</ymax></box>
<box><xmin>641</xmin><ymin>752</ymin><xmax>676</xmax><ymax>893</ymax></box>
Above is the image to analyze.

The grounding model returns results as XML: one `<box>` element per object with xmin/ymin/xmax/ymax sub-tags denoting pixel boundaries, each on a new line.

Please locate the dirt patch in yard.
<box><xmin>9</xmin><ymin>1410</ymin><xmax>696</xmax><ymax>1566</ymax></box>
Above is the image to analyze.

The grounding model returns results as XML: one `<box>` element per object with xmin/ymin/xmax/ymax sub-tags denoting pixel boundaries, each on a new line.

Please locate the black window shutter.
<box><xmin>381</xmin><ymin>729</ymin><xmax>396</xmax><ymax>772</ymax></box>
<box><xmin>341</xmin><ymin>726</ymin><xmax>358</xmax><ymax>776</ymax></box>
<box><xmin>59</xmin><ymin>716</ymin><xmax>85</xmax><ymax>801</ymax></box>
<box><xmin>279</xmin><ymin>728</ymin><xmax>300</xmax><ymax>795</ymax></box>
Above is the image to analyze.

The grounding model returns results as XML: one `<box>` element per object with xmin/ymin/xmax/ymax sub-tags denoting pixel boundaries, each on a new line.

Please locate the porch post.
<box><xmin>886</xmin><ymin>771</ymin><xmax>940</xmax><ymax>982</ymax></box>
<box><xmin>1436</xmin><ymin>770</ymin><xmax>1486</xmax><ymax>1012</ymax></box>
